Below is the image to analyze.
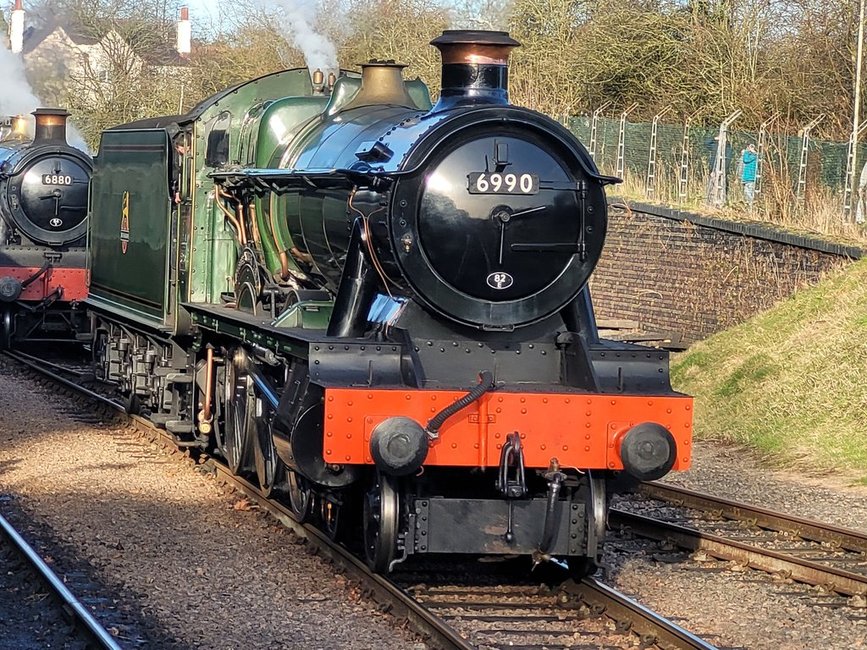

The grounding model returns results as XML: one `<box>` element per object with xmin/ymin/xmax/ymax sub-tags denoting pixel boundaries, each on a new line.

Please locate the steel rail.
<box><xmin>4</xmin><ymin>351</ymin><xmax>473</xmax><ymax>650</ymax></box>
<box><xmin>206</xmin><ymin>461</ymin><xmax>475</xmax><ymax>650</ymax></box>
<box><xmin>610</xmin><ymin>510</ymin><xmax>867</xmax><ymax>597</ymax></box>
<box><xmin>573</xmin><ymin>578</ymin><xmax>718</xmax><ymax>650</ymax></box>
<box><xmin>5</xmin><ymin>350</ymin><xmax>718</xmax><ymax>649</ymax></box>
<box><xmin>609</xmin><ymin>483</ymin><xmax>867</xmax><ymax>596</ymax></box>
<box><xmin>6</xmin><ymin>350</ymin><xmax>114</xmax><ymax>405</ymax></box>
<box><xmin>0</xmin><ymin>511</ymin><xmax>122</xmax><ymax>650</ymax></box>
<box><xmin>641</xmin><ymin>482</ymin><xmax>867</xmax><ymax>552</ymax></box>
<box><xmin>9</xmin><ymin>349</ymin><xmax>90</xmax><ymax>380</ymax></box>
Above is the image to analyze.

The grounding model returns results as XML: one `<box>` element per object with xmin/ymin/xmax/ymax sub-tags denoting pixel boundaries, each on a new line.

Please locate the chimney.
<box><xmin>430</xmin><ymin>30</ymin><xmax>520</xmax><ymax>111</ymax></box>
<box><xmin>10</xmin><ymin>0</ymin><xmax>25</xmax><ymax>55</ymax></box>
<box><xmin>177</xmin><ymin>6</ymin><xmax>191</xmax><ymax>57</ymax></box>
<box><xmin>32</xmin><ymin>108</ymin><xmax>69</xmax><ymax>144</ymax></box>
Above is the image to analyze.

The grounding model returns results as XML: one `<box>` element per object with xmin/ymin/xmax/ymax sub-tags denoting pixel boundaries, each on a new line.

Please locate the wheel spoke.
<box><xmin>287</xmin><ymin>471</ymin><xmax>313</xmax><ymax>521</ymax></box>
<box><xmin>363</xmin><ymin>473</ymin><xmax>400</xmax><ymax>573</ymax></box>
<box><xmin>222</xmin><ymin>353</ymin><xmax>252</xmax><ymax>475</ymax></box>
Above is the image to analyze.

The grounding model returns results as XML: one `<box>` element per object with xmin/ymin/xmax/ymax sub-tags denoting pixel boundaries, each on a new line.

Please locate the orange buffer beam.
<box><xmin>324</xmin><ymin>389</ymin><xmax>693</xmax><ymax>471</ymax></box>
<box><xmin>0</xmin><ymin>266</ymin><xmax>87</xmax><ymax>301</ymax></box>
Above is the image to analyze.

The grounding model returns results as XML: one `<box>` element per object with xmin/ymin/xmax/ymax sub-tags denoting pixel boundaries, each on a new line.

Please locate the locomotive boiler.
<box><xmin>0</xmin><ymin>108</ymin><xmax>91</xmax><ymax>346</ymax></box>
<box><xmin>86</xmin><ymin>30</ymin><xmax>693</xmax><ymax>575</ymax></box>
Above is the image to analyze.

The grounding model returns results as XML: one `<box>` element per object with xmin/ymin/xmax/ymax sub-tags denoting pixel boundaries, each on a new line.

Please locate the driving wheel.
<box><xmin>222</xmin><ymin>351</ymin><xmax>254</xmax><ymax>475</ymax></box>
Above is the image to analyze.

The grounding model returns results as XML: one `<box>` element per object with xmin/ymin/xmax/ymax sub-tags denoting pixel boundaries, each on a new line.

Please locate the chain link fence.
<box><xmin>564</xmin><ymin>114</ymin><xmax>867</xmax><ymax>227</ymax></box>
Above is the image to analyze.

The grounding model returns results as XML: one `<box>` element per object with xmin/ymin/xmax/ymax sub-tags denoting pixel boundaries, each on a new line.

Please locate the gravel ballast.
<box><xmin>0</xmin><ymin>513</ymin><xmax>92</xmax><ymax>649</ymax></box>
<box><xmin>4</xmin><ymin>355</ymin><xmax>867</xmax><ymax>649</ymax></box>
<box><xmin>0</xmin><ymin>362</ymin><xmax>423</xmax><ymax>649</ymax></box>
<box><xmin>603</xmin><ymin>440</ymin><xmax>867</xmax><ymax>650</ymax></box>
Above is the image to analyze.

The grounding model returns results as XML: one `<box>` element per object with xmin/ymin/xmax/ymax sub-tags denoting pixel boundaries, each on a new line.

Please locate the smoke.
<box><xmin>270</xmin><ymin>0</ymin><xmax>338</xmax><ymax>73</ymax></box>
<box><xmin>0</xmin><ymin>44</ymin><xmax>40</xmax><ymax>118</ymax></box>
<box><xmin>0</xmin><ymin>43</ymin><xmax>89</xmax><ymax>152</ymax></box>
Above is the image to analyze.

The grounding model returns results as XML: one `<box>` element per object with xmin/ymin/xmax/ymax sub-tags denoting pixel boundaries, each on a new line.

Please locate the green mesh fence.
<box><xmin>565</xmin><ymin>115</ymin><xmax>867</xmax><ymax>209</ymax></box>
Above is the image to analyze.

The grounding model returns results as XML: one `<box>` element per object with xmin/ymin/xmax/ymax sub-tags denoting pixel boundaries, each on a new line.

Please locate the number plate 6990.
<box><xmin>468</xmin><ymin>172</ymin><xmax>539</xmax><ymax>195</ymax></box>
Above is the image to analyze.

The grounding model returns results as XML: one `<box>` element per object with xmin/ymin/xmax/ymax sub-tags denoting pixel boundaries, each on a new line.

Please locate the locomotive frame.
<box><xmin>85</xmin><ymin>31</ymin><xmax>693</xmax><ymax>574</ymax></box>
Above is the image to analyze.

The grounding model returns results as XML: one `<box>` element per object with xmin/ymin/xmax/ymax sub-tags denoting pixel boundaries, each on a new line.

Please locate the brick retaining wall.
<box><xmin>590</xmin><ymin>201</ymin><xmax>862</xmax><ymax>345</ymax></box>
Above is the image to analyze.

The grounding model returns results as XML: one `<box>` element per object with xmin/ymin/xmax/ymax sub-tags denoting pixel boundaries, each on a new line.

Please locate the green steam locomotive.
<box><xmin>86</xmin><ymin>30</ymin><xmax>693</xmax><ymax>573</ymax></box>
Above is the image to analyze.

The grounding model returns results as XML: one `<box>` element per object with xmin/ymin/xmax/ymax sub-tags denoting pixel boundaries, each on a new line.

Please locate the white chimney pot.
<box><xmin>10</xmin><ymin>0</ymin><xmax>25</xmax><ymax>55</ymax></box>
<box><xmin>177</xmin><ymin>6</ymin><xmax>191</xmax><ymax>56</ymax></box>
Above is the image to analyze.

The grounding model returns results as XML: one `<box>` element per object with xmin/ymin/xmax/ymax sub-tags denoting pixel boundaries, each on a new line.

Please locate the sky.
<box><xmin>183</xmin><ymin>0</ymin><xmax>221</xmax><ymax>35</ymax></box>
<box><xmin>180</xmin><ymin>0</ymin><xmax>469</xmax><ymax>37</ymax></box>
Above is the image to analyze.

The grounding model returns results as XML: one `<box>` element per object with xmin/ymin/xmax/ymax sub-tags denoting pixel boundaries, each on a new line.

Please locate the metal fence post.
<box><xmin>755</xmin><ymin>113</ymin><xmax>778</xmax><ymax>200</ymax></box>
<box><xmin>678</xmin><ymin>113</ymin><xmax>699</xmax><ymax>205</ymax></box>
<box><xmin>707</xmin><ymin>110</ymin><xmax>742</xmax><ymax>207</ymax></box>
<box><xmin>616</xmin><ymin>103</ymin><xmax>638</xmax><ymax>179</ymax></box>
<box><xmin>796</xmin><ymin>115</ymin><xmax>824</xmax><ymax>206</ymax></box>
<box><xmin>589</xmin><ymin>103</ymin><xmax>610</xmax><ymax>162</ymax></box>
<box><xmin>645</xmin><ymin>106</ymin><xmax>673</xmax><ymax>199</ymax></box>
<box><xmin>843</xmin><ymin>120</ymin><xmax>867</xmax><ymax>220</ymax></box>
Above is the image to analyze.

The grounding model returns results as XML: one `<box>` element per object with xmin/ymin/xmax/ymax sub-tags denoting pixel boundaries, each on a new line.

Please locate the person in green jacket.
<box><xmin>741</xmin><ymin>143</ymin><xmax>758</xmax><ymax>206</ymax></box>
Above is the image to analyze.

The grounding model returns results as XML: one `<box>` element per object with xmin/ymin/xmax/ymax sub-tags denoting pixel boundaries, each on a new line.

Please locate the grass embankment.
<box><xmin>672</xmin><ymin>259</ymin><xmax>867</xmax><ymax>482</ymax></box>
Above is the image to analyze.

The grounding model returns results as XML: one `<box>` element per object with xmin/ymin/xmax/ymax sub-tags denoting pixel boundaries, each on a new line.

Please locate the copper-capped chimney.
<box><xmin>32</xmin><ymin>108</ymin><xmax>70</xmax><ymax>144</ymax></box>
<box><xmin>430</xmin><ymin>30</ymin><xmax>520</xmax><ymax>111</ymax></box>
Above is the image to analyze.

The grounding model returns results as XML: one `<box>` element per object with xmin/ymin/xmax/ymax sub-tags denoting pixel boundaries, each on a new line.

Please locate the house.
<box><xmin>5</xmin><ymin>2</ymin><xmax>192</xmax><ymax>105</ymax></box>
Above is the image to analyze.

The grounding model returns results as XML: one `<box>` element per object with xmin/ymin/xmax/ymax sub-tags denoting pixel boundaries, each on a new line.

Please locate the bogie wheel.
<box><xmin>222</xmin><ymin>353</ymin><xmax>254</xmax><ymax>475</ymax></box>
<box><xmin>287</xmin><ymin>470</ymin><xmax>313</xmax><ymax>522</ymax></box>
<box><xmin>565</xmin><ymin>470</ymin><xmax>607</xmax><ymax>579</ymax></box>
<box><xmin>252</xmin><ymin>393</ymin><xmax>285</xmax><ymax>497</ymax></box>
<box><xmin>363</xmin><ymin>472</ymin><xmax>400</xmax><ymax>573</ymax></box>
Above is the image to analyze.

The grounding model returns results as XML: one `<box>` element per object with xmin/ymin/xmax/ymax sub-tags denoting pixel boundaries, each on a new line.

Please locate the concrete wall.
<box><xmin>590</xmin><ymin>201</ymin><xmax>862</xmax><ymax>344</ymax></box>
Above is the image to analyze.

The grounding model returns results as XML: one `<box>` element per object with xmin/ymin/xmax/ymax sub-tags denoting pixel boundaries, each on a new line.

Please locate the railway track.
<box><xmin>0</xmin><ymin>507</ymin><xmax>122</xmax><ymax>649</ymax></box>
<box><xmin>611</xmin><ymin>482</ymin><xmax>867</xmax><ymax>603</ymax></box>
<box><xmin>4</xmin><ymin>349</ymin><xmax>716</xmax><ymax>650</ymax></box>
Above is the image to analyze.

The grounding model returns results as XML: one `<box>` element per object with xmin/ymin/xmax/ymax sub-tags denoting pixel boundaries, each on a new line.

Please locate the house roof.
<box><xmin>22</xmin><ymin>23</ymin><xmax>98</xmax><ymax>54</ymax></box>
<box><xmin>22</xmin><ymin>21</ymin><xmax>189</xmax><ymax>67</ymax></box>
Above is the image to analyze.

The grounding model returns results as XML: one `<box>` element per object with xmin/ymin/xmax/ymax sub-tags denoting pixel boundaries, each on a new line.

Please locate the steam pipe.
<box><xmin>198</xmin><ymin>346</ymin><xmax>215</xmax><ymax>434</ymax></box>
<box><xmin>216</xmin><ymin>188</ymin><xmax>246</xmax><ymax>245</ymax></box>
<box><xmin>538</xmin><ymin>466</ymin><xmax>566</xmax><ymax>555</ymax></box>
<box><xmin>326</xmin><ymin>219</ymin><xmax>380</xmax><ymax>338</ymax></box>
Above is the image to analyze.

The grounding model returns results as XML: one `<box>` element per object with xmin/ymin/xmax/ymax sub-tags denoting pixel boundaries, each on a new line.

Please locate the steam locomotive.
<box><xmin>0</xmin><ymin>109</ymin><xmax>91</xmax><ymax>347</ymax></box>
<box><xmin>86</xmin><ymin>30</ymin><xmax>693</xmax><ymax>574</ymax></box>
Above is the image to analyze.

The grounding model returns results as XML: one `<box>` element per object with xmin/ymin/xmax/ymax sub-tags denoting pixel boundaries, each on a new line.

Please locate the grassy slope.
<box><xmin>671</xmin><ymin>258</ymin><xmax>867</xmax><ymax>480</ymax></box>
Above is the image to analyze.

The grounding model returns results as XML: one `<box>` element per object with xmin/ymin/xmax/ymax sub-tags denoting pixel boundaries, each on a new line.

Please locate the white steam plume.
<box><xmin>0</xmin><ymin>44</ymin><xmax>40</xmax><ymax>117</ymax></box>
<box><xmin>271</xmin><ymin>0</ymin><xmax>338</xmax><ymax>73</ymax></box>
<box><xmin>0</xmin><ymin>43</ymin><xmax>88</xmax><ymax>152</ymax></box>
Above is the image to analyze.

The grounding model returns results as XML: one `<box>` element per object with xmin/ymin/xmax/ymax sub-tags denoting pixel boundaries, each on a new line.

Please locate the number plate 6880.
<box><xmin>468</xmin><ymin>172</ymin><xmax>539</xmax><ymax>195</ymax></box>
